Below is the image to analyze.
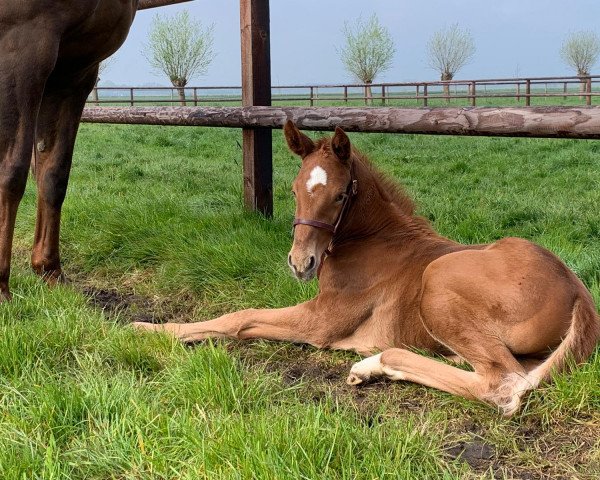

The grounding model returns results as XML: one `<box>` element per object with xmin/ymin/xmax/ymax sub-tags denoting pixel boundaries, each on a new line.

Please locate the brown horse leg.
<box><xmin>132</xmin><ymin>302</ymin><xmax>332</xmax><ymax>347</ymax></box>
<box><xmin>0</xmin><ymin>30</ymin><xmax>59</xmax><ymax>300</ymax></box>
<box><xmin>31</xmin><ymin>67</ymin><xmax>99</xmax><ymax>284</ymax></box>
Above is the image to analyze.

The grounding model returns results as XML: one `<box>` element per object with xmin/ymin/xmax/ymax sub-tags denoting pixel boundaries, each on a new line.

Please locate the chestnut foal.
<box><xmin>135</xmin><ymin>122</ymin><xmax>600</xmax><ymax>415</ymax></box>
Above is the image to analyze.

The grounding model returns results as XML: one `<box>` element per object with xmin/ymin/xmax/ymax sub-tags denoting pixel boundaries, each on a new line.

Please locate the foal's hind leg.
<box><xmin>347</xmin><ymin>349</ymin><xmax>484</xmax><ymax>401</ymax></box>
<box><xmin>0</xmin><ymin>28</ymin><xmax>59</xmax><ymax>299</ymax></box>
<box><xmin>31</xmin><ymin>66</ymin><xmax>99</xmax><ymax>283</ymax></box>
<box><xmin>347</xmin><ymin>346</ymin><xmax>528</xmax><ymax>415</ymax></box>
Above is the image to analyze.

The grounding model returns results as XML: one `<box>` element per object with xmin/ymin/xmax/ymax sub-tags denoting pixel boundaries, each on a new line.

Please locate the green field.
<box><xmin>2</xmin><ymin>124</ymin><xmax>599</xmax><ymax>478</ymax></box>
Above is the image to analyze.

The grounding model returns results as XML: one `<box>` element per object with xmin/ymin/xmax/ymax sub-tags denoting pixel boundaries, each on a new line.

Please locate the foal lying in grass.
<box><xmin>135</xmin><ymin>121</ymin><xmax>600</xmax><ymax>416</ymax></box>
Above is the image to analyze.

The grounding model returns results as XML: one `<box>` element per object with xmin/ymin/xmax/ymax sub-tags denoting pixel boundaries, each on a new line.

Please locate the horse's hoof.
<box><xmin>32</xmin><ymin>265</ymin><xmax>69</xmax><ymax>287</ymax></box>
<box><xmin>0</xmin><ymin>290</ymin><xmax>12</xmax><ymax>303</ymax></box>
<box><xmin>131</xmin><ymin>321</ymin><xmax>168</xmax><ymax>333</ymax></box>
<box><xmin>131</xmin><ymin>321</ymin><xmax>155</xmax><ymax>331</ymax></box>
<box><xmin>45</xmin><ymin>272</ymin><xmax>69</xmax><ymax>286</ymax></box>
<box><xmin>346</xmin><ymin>373</ymin><xmax>366</xmax><ymax>385</ymax></box>
<box><xmin>347</xmin><ymin>353</ymin><xmax>384</xmax><ymax>385</ymax></box>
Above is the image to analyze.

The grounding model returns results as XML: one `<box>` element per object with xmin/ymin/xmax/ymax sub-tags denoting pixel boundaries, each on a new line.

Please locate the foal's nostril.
<box><xmin>307</xmin><ymin>255</ymin><xmax>316</xmax><ymax>271</ymax></box>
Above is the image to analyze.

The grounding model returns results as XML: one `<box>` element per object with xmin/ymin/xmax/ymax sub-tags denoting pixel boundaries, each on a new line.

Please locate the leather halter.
<box><xmin>293</xmin><ymin>178</ymin><xmax>358</xmax><ymax>237</ymax></box>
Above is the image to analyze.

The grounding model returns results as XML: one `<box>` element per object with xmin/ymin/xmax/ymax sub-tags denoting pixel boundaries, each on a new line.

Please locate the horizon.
<box><xmin>103</xmin><ymin>0</ymin><xmax>600</xmax><ymax>87</ymax></box>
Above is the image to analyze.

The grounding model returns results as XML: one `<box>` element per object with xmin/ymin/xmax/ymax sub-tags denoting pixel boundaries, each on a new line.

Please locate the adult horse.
<box><xmin>135</xmin><ymin>121</ymin><xmax>600</xmax><ymax>415</ymax></box>
<box><xmin>0</xmin><ymin>0</ymin><xmax>152</xmax><ymax>301</ymax></box>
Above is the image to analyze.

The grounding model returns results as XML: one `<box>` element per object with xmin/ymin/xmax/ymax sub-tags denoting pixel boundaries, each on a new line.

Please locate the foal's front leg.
<box><xmin>133</xmin><ymin>302</ymin><xmax>327</xmax><ymax>347</ymax></box>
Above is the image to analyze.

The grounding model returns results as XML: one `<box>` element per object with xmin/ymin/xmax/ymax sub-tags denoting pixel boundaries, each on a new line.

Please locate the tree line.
<box><xmin>97</xmin><ymin>11</ymin><xmax>600</xmax><ymax>105</ymax></box>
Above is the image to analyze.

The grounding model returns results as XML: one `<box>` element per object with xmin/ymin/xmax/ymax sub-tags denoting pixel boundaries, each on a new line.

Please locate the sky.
<box><xmin>104</xmin><ymin>0</ymin><xmax>600</xmax><ymax>86</ymax></box>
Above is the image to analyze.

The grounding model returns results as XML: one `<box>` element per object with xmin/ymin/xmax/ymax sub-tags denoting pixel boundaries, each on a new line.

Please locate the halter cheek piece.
<box><xmin>292</xmin><ymin>178</ymin><xmax>358</xmax><ymax>253</ymax></box>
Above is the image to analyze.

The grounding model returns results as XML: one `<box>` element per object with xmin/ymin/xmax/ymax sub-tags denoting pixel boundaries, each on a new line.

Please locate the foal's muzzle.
<box><xmin>288</xmin><ymin>251</ymin><xmax>318</xmax><ymax>281</ymax></box>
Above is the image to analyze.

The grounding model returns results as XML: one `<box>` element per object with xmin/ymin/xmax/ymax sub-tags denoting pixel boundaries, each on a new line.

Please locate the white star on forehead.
<box><xmin>306</xmin><ymin>166</ymin><xmax>327</xmax><ymax>193</ymax></box>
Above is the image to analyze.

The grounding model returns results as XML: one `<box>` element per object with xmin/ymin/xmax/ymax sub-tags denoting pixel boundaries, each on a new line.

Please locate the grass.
<box><xmin>2</xmin><ymin>124</ymin><xmax>600</xmax><ymax>478</ymax></box>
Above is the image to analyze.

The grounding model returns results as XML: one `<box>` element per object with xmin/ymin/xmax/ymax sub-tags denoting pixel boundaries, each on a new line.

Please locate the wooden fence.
<box><xmin>81</xmin><ymin>105</ymin><xmax>600</xmax><ymax>139</ymax></box>
<box><xmin>88</xmin><ymin>74</ymin><xmax>600</xmax><ymax>107</ymax></box>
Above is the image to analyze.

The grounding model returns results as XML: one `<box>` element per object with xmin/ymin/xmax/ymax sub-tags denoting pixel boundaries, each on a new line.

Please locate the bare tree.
<box><xmin>560</xmin><ymin>31</ymin><xmax>600</xmax><ymax>95</ymax></box>
<box><xmin>91</xmin><ymin>56</ymin><xmax>116</xmax><ymax>105</ymax></box>
<box><xmin>339</xmin><ymin>14</ymin><xmax>395</xmax><ymax>105</ymax></box>
<box><xmin>427</xmin><ymin>24</ymin><xmax>475</xmax><ymax>100</ymax></box>
<box><xmin>143</xmin><ymin>10</ymin><xmax>215</xmax><ymax>105</ymax></box>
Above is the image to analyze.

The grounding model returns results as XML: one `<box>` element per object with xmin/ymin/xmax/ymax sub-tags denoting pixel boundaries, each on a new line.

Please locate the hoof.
<box><xmin>347</xmin><ymin>353</ymin><xmax>383</xmax><ymax>386</ymax></box>
<box><xmin>131</xmin><ymin>321</ymin><xmax>159</xmax><ymax>332</ymax></box>
<box><xmin>46</xmin><ymin>272</ymin><xmax>69</xmax><ymax>287</ymax></box>
<box><xmin>346</xmin><ymin>373</ymin><xmax>367</xmax><ymax>386</ymax></box>
<box><xmin>32</xmin><ymin>265</ymin><xmax>68</xmax><ymax>287</ymax></box>
<box><xmin>0</xmin><ymin>290</ymin><xmax>12</xmax><ymax>303</ymax></box>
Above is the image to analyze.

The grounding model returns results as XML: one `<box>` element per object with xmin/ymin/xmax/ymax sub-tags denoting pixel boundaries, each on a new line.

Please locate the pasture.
<box><xmin>2</xmin><ymin>124</ymin><xmax>599</xmax><ymax>478</ymax></box>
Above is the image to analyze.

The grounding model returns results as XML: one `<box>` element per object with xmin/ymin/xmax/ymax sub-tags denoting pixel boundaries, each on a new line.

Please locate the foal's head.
<box><xmin>284</xmin><ymin>121</ymin><xmax>354</xmax><ymax>281</ymax></box>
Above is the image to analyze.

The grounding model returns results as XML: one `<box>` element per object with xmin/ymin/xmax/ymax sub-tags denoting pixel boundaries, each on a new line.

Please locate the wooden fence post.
<box><xmin>310</xmin><ymin>86</ymin><xmax>314</xmax><ymax>106</ymax></box>
<box><xmin>240</xmin><ymin>0</ymin><xmax>272</xmax><ymax>217</ymax></box>
<box><xmin>193</xmin><ymin>88</ymin><xmax>198</xmax><ymax>106</ymax></box>
<box><xmin>129</xmin><ymin>88</ymin><xmax>134</xmax><ymax>106</ymax></box>
<box><xmin>525</xmin><ymin>79</ymin><xmax>531</xmax><ymax>106</ymax></box>
<box><xmin>516</xmin><ymin>83</ymin><xmax>520</xmax><ymax>102</ymax></box>
<box><xmin>471</xmin><ymin>81</ymin><xmax>476</xmax><ymax>106</ymax></box>
<box><xmin>563</xmin><ymin>82</ymin><xmax>567</xmax><ymax>101</ymax></box>
<box><xmin>344</xmin><ymin>85</ymin><xmax>348</xmax><ymax>104</ymax></box>
<box><xmin>381</xmin><ymin>85</ymin><xmax>386</xmax><ymax>105</ymax></box>
<box><xmin>423</xmin><ymin>84</ymin><xmax>428</xmax><ymax>107</ymax></box>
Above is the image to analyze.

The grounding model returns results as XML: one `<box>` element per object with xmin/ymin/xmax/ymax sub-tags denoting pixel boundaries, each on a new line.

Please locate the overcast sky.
<box><xmin>104</xmin><ymin>0</ymin><xmax>600</xmax><ymax>86</ymax></box>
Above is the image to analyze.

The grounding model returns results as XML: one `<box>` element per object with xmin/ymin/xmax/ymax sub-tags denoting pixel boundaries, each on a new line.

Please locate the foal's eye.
<box><xmin>335</xmin><ymin>192</ymin><xmax>346</xmax><ymax>203</ymax></box>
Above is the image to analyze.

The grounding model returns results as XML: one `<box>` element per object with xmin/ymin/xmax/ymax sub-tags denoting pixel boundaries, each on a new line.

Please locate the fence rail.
<box><xmin>81</xmin><ymin>106</ymin><xmax>600</xmax><ymax>140</ymax></box>
<box><xmin>88</xmin><ymin>74</ymin><xmax>600</xmax><ymax>107</ymax></box>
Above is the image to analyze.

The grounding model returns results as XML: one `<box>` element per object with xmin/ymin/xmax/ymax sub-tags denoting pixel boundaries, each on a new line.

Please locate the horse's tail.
<box><xmin>528</xmin><ymin>291</ymin><xmax>600</xmax><ymax>387</ymax></box>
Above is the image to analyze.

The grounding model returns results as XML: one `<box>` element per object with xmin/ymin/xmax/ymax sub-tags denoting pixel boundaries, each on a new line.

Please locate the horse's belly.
<box><xmin>57</xmin><ymin>0</ymin><xmax>137</xmax><ymax>66</ymax></box>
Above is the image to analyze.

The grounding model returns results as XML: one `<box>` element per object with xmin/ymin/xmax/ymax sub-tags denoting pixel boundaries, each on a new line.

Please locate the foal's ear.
<box><xmin>331</xmin><ymin>126</ymin><xmax>351</xmax><ymax>164</ymax></box>
<box><xmin>284</xmin><ymin>120</ymin><xmax>315</xmax><ymax>158</ymax></box>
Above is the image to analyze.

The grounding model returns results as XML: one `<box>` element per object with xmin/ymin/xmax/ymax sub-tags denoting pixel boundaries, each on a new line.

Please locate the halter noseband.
<box><xmin>293</xmin><ymin>178</ymin><xmax>358</xmax><ymax>236</ymax></box>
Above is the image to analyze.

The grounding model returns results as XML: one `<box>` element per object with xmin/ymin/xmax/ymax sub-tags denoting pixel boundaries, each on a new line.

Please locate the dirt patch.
<box><xmin>83</xmin><ymin>287</ymin><xmax>156</xmax><ymax>323</ymax></box>
<box><xmin>82</xmin><ymin>286</ymin><xmax>193</xmax><ymax>324</ymax></box>
<box><xmin>445</xmin><ymin>440</ymin><xmax>495</xmax><ymax>470</ymax></box>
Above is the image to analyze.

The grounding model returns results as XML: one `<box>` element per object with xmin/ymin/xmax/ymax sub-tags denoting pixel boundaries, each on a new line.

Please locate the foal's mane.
<box><xmin>315</xmin><ymin>138</ymin><xmax>416</xmax><ymax>216</ymax></box>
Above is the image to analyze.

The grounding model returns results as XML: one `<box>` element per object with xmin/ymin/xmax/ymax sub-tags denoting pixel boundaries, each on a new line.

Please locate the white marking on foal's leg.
<box><xmin>347</xmin><ymin>353</ymin><xmax>383</xmax><ymax>385</ymax></box>
<box><xmin>486</xmin><ymin>371</ymin><xmax>540</xmax><ymax>417</ymax></box>
<box><xmin>306</xmin><ymin>166</ymin><xmax>327</xmax><ymax>193</ymax></box>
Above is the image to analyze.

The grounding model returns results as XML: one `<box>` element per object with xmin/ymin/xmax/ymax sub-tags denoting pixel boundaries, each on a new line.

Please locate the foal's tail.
<box><xmin>528</xmin><ymin>291</ymin><xmax>600</xmax><ymax>387</ymax></box>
